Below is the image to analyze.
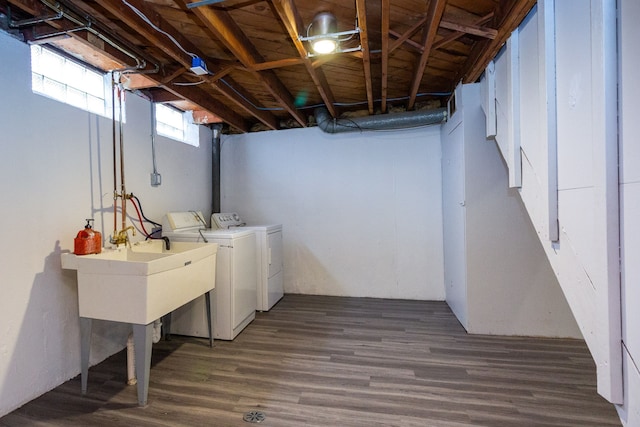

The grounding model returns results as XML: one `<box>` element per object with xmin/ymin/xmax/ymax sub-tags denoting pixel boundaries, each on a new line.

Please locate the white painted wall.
<box><xmin>220</xmin><ymin>125</ymin><xmax>445</xmax><ymax>300</ymax></box>
<box><xmin>442</xmin><ymin>83</ymin><xmax>580</xmax><ymax>337</ymax></box>
<box><xmin>490</xmin><ymin>0</ymin><xmax>631</xmax><ymax>418</ymax></box>
<box><xmin>617</xmin><ymin>0</ymin><xmax>640</xmax><ymax>423</ymax></box>
<box><xmin>0</xmin><ymin>32</ymin><xmax>212</xmax><ymax>416</ymax></box>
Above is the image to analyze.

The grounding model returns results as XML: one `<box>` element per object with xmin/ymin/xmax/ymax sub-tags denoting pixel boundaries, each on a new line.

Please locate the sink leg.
<box><xmin>205</xmin><ymin>291</ymin><xmax>214</xmax><ymax>348</ymax></box>
<box><xmin>79</xmin><ymin>317</ymin><xmax>92</xmax><ymax>395</ymax></box>
<box><xmin>132</xmin><ymin>323</ymin><xmax>153</xmax><ymax>406</ymax></box>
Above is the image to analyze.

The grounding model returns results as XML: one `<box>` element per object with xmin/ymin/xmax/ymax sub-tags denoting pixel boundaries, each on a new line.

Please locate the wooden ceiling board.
<box><xmin>0</xmin><ymin>0</ymin><xmax>534</xmax><ymax>132</ymax></box>
<box><xmin>275</xmin><ymin>67</ymin><xmax>324</xmax><ymax>92</ymax></box>
<box><xmin>447</xmin><ymin>0</ymin><xmax>498</xmax><ymax>17</ymax></box>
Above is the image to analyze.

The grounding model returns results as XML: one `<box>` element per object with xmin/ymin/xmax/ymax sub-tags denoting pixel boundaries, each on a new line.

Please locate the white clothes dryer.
<box><xmin>212</xmin><ymin>213</ymin><xmax>284</xmax><ymax>311</ymax></box>
<box><xmin>162</xmin><ymin>211</ymin><xmax>256</xmax><ymax>340</ymax></box>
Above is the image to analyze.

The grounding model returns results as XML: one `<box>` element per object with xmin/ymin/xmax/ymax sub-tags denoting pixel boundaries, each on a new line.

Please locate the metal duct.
<box><xmin>314</xmin><ymin>107</ymin><xmax>448</xmax><ymax>134</ymax></box>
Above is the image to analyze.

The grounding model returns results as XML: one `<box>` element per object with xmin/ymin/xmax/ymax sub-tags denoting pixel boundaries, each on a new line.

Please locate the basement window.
<box><xmin>30</xmin><ymin>45</ymin><xmax>117</xmax><ymax>118</ymax></box>
<box><xmin>155</xmin><ymin>103</ymin><xmax>200</xmax><ymax>147</ymax></box>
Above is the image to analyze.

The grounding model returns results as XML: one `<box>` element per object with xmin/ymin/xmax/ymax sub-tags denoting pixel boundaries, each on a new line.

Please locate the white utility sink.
<box><xmin>62</xmin><ymin>239</ymin><xmax>218</xmax><ymax>406</ymax></box>
<box><xmin>62</xmin><ymin>240</ymin><xmax>218</xmax><ymax>325</ymax></box>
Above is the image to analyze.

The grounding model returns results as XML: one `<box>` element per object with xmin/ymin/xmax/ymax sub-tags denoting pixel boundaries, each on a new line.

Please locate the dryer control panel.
<box><xmin>163</xmin><ymin>211</ymin><xmax>207</xmax><ymax>231</ymax></box>
<box><xmin>212</xmin><ymin>212</ymin><xmax>245</xmax><ymax>229</ymax></box>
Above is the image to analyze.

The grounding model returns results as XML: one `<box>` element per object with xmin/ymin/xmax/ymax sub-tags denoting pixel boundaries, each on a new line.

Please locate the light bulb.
<box><xmin>312</xmin><ymin>38</ymin><xmax>337</xmax><ymax>54</ymax></box>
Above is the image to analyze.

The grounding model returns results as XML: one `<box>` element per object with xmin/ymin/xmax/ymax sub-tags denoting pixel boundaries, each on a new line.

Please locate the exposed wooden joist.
<box><xmin>3</xmin><ymin>0</ymin><xmax>538</xmax><ymax>133</ymax></box>
<box><xmin>270</xmin><ymin>0</ymin><xmax>338</xmax><ymax>118</ymax></box>
<box><xmin>97</xmin><ymin>0</ymin><xmax>278</xmax><ymax>131</ymax></box>
<box><xmin>355</xmin><ymin>0</ymin><xmax>374</xmax><ymax>114</ymax></box>
<box><xmin>182</xmin><ymin>1</ymin><xmax>307</xmax><ymax>127</ymax></box>
<box><xmin>191</xmin><ymin>109</ymin><xmax>223</xmax><ymax>125</ymax></box>
<box><xmin>389</xmin><ymin>15</ymin><xmax>428</xmax><ymax>54</ymax></box>
<box><xmin>251</xmin><ymin>57</ymin><xmax>305</xmax><ymax>71</ymax></box>
<box><xmin>439</xmin><ymin>19</ymin><xmax>497</xmax><ymax>39</ymax></box>
<box><xmin>7</xmin><ymin>0</ymin><xmax>149</xmax><ymax>71</ymax></box>
<box><xmin>380</xmin><ymin>0</ymin><xmax>389</xmax><ymax>113</ymax></box>
<box><xmin>147</xmin><ymin>87</ymin><xmax>182</xmax><ymax>103</ymax></box>
<box><xmin>407</xmin><ymin>0</ymin><xmax>446</xmax><ymax>110</ymax></box>
<box><xmin>159</xmin><ymin>66</ymin><xmax>188</xmax><ymax>85</ymax></box>
<box><xmin>205</xmin><ymin>65</ymin><xmax>235</xmax><ymax>83</ymax></box>
<box><xmin>433</xmin><ymin>13</ymin><xmax>494</xmax><ymax>50</ymax></box>
<box><xmin>462</xmin><ymin>0</ymin><xmax>537</xmax><ymax>83</ymax></box>
<box><xmin>389</xmin><ymin>29</ymin><xmax>423</xmax><ymax>52</ymax></box>
<box><xmin>162</xmin><ymin>83</ymin><xmax>249</xmax><ymax>132</ymax></box>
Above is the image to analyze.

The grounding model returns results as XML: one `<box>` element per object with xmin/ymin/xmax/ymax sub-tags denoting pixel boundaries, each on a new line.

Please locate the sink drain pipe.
<box><xmin>126</xmin><ymin>319</ymin><xmax>163</xmax><ymax>385</ymax></box>
<box><xmin>314</xmin><ymin>106</ymin><xmax>447</xmax><ymax>134</ymax></box>
<box><xmin>126</xmin><ymin>333</ymin><xmax>136</xmax><ymax>385</ymax></box>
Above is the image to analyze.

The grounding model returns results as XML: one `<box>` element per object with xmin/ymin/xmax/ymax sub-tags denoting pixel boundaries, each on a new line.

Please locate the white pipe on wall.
<box><xmin>126</xmin><ymin>319</ymin><xmax>161</xmax><ymax>386</ymax></box>
<box><xmin>152</xmin><ymin>319</ymin><xmax>162</xmax><ymax>344</ymax></box>
<box><xmin>126</xmin><ymin>333</ymin><xmax>136</xmax><ymax>385</ymax></box>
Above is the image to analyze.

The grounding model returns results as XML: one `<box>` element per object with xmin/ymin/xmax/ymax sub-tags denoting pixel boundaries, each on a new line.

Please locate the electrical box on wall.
<box><xmin>151</xmin><ymin>172</ymin><xmax>161</xmax><ymax>186</ymax></box>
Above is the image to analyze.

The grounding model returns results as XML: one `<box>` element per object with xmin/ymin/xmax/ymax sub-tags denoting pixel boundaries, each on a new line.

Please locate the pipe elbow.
<box><xmin>162</xmin><ymin>236</ymin><xmax>170</xmax><ymax>251</ymax></box>
<box><xmin>314</xmin><ymin>107</ymin><xmax>337</xmax><ymax>133</ymax></box>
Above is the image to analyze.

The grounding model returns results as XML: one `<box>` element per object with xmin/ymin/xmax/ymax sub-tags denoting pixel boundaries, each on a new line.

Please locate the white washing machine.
<box><xmin>162</xmin><ymin>211</ymin><xmax>256</xmax><ymax>340</ymax></box>
<box><xmin>212</xmin><ymin>213</ymin><xmax>283</xmax><ymax>311</ymax></box>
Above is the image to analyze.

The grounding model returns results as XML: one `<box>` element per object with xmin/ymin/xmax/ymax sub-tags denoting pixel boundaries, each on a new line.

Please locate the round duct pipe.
<box><xmin>314</xmin><ymin>107</ymin><xmax>448</xmax><ymax>134</ymax></box>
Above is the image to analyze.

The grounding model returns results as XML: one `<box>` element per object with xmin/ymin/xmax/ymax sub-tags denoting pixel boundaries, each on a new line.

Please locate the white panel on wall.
<box><xmin>588</xmin><ymin>0</ymin><xmax>622</xmax><ymax>403</ymax></box>
<box><xmin>619</xmin><ymin>0</ymin><xmax>640</xmax><ymax>419</ymax></box>
<box><xmin>496</xmin><ymin>0</ymin><xmax>623</xmax><ymax>404</ymax></box>
<box><xmin>481</xmin><ymin>61</ymin><xmax>497</xmax><ymax>138</ymax></box>
<box><xmin>506</xmin><ymin>31</ymin><xmax>522</xmax><ymax>189</ymax></box>
<box><xmin>539</xmin><ymin>0</ymin><xmax>559</xmax><ymax>243</ymax></box>
<box><xmin>518</xmin><ymin>2</ymin><xmax>559</xmax><ymax>242</ymax></box>
<box><xmin>221</xmin><ymin>126</ymin><xmax>445</xmax><ymax>301</ymax></box>
<box><xmin>517</xmin><ymin>5</ymin><xmax>547</xmax><ymax>240</ymax></box>
<box><xmin>494</xmin><ymin>47</ymin><xmax>510</xmax><ymax>165</ymax></box>
<box><xmin>491</xmin><ymin>32</ymin><xmax>522</xmax><ymax>189</ymax></box>
<box><xmin>555</xmin><ymin>1</ymin><xmax>594</xmax><ymax>191</ymax></box>
<box><xmin>0</xmin><ymin>31</ymin><xmax>212</xmax><ymax>417</ymax></box>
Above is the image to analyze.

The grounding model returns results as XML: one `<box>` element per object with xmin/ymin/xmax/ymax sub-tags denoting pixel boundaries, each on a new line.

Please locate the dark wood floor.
<box><xmin>1</xmin><ymin>295</ymin><xmax>621</xmax><ymax>426</ymax></box>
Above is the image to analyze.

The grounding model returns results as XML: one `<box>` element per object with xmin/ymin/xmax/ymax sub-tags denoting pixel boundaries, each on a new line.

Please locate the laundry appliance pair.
<box><xmin>162</xmin><ymin>211</ymin><xmax>283</xmax><ymax>340</ymax></box>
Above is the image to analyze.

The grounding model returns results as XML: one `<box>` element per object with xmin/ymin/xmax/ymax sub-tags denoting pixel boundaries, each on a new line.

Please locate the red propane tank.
<box><xmin>74</xmin><ymin>219</ymin><xmax>102</xmax><ymax>255</ymax></box>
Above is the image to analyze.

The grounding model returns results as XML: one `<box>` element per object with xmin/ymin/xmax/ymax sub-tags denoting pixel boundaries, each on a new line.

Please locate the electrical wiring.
<box><xmin>173</xmin><ymin>80</ymin><xmax>207</xmax><ymax>86</ymax></box>
<box><xmin>130</xmin><ymin>194</ymin><xmax>162</xmax><ymax>227</ymax></box>
<box><xmin>128</xmin><ymin>197</ymin><xmax>154</xmax><ymax>238</ymax></box>
<box><xmin>217</xmin><ymin>85</ymin><xmax>452</xmax><ymax>113</ymax></box>
<box><xmin>122</xmin><ymin>0</ymin><xmax>197</xmax><ymax>59</ymax></box>
<box><xmin>128</xmin><ymin>194</ymin><xmax>162</xmax><ymax>239</ymax></box>
<box><xmin>218</xmin><ymin>78</ymin><xmax>285</xmax><ymax>111</ymax></box>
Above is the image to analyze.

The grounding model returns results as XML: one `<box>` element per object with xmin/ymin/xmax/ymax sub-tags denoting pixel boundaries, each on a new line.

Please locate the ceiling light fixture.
<box><xmin>309</xmin><ymin>12</ymin><xmax>338</xmax><ymax>54</ymax></box>
<box><xmin>299</xmin><ymin>12</ymin><xmax>361</xmax><ymax>57</ymax></box>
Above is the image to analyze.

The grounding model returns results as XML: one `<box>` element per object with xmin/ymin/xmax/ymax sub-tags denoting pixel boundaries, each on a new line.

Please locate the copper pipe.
<box><xmin>118</xmin><ymin>82</ymin><xmax>127</xmax><ymax>231</ymax></box>
<box><xmin>112</xmin><ymin>72</ymin><xmax>118</xmax><ymax>237</ymax></box>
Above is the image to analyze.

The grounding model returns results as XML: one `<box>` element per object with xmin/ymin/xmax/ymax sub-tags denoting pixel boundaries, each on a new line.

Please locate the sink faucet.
<box><xmin>111</xmin><ymin>226</ymin><xmax>136</xmax><ymax>247</ymax></box>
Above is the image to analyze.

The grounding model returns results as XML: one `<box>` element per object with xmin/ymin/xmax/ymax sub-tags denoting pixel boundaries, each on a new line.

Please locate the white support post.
<box><xmin>483</xmin><ymin>60</ymin><xmax>497</xmax><ymax>139</ymax></box>
<box><xmin>539</xmin><ymin>0</ymin><xmax>559</xmax><ymax>242</ymax></box>
<box><xmin>591</xmin><ymin>0</ymin><xmax>623</xmax><ymax>405</ymax></box>
<box><xmin>507</xmin><ymin>29</ymin><xmax>522</xmax><ymax>188</ymax></box>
